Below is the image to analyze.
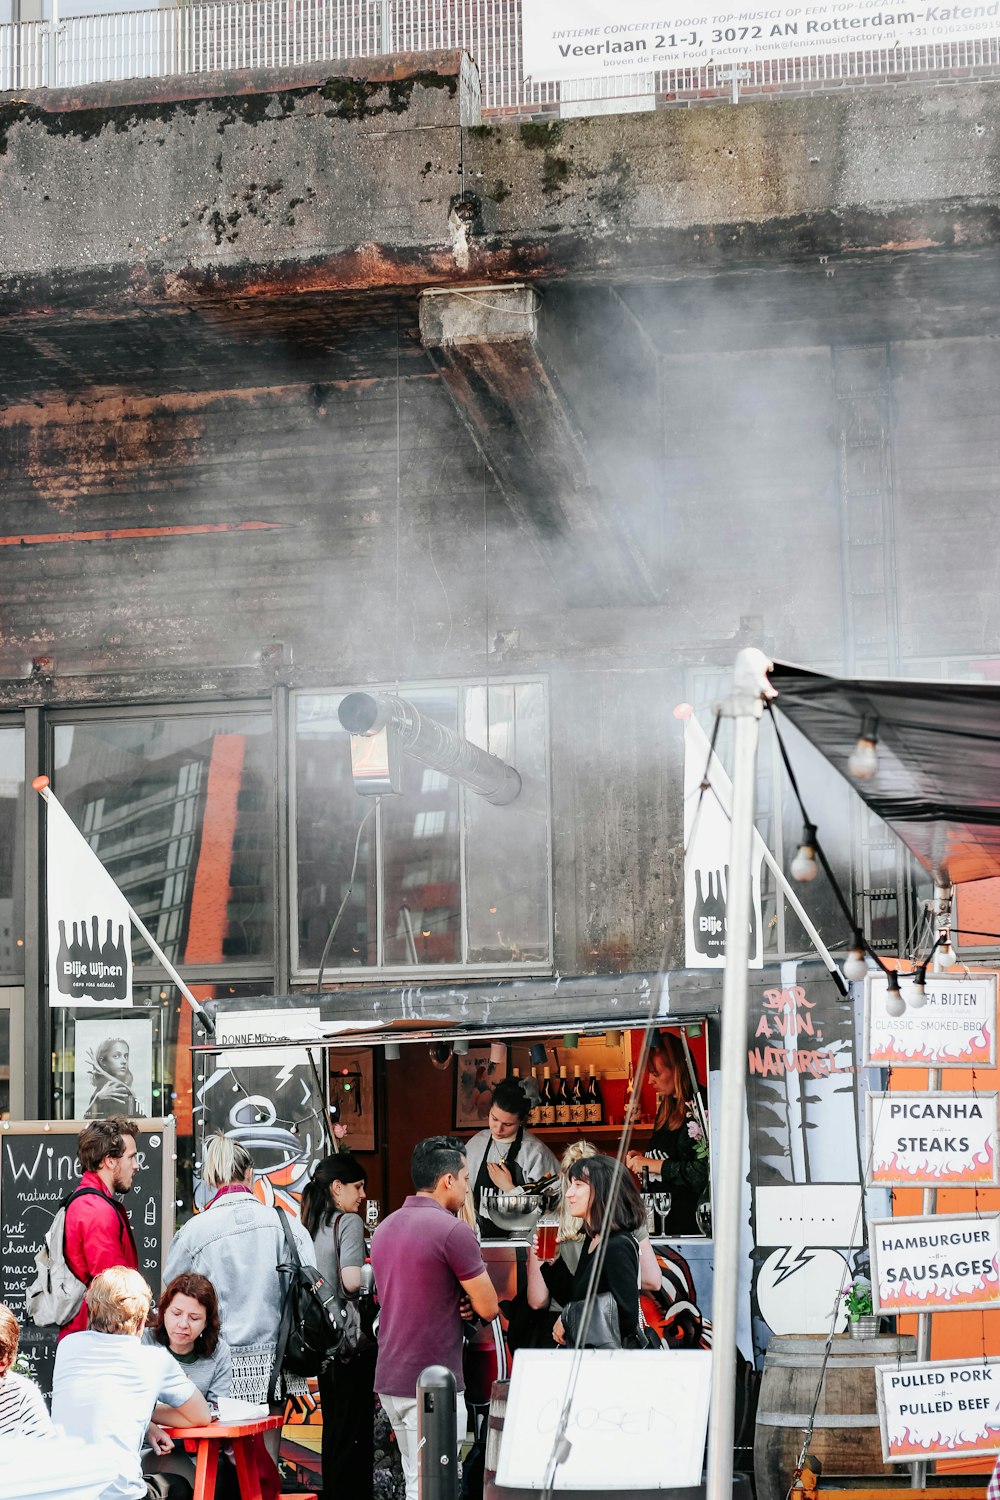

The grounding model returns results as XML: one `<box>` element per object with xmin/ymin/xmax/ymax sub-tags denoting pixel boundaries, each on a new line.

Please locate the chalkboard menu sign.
<box><xmin>0</xmin><ymin>1117</ymin><xmax>176</xmax><ymax>1397</ymax></box>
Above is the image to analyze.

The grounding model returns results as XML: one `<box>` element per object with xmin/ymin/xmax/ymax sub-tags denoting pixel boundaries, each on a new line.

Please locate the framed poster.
<box><xmin>329</xmin><ymin>1047</ymin><xmax>376</xmax><ymax>1153</ymax></box>
<box><xmin>865</xmin><ymin>971</ymin><xmax>997</xmax><ymax>1069</ymax></box>
<box><xmin>877</xmin><ymin>1357</ymin><xmax>1000</xmax><ymax>1462</ymax></box>
<box><xmin>866</xmin><ymin>1091</ymin><xmax>999</xmax><ymax>1187</ymax></box>
<box><xmin>870</xmin><ymin>1213</ymin><xmax>1000</xmax><ymax>1315</ymax></box>
<box><xmin>454</xmin><ymin>1045</ymin><xmax>507</xmax><ymax>1129</ymax></box>
<box><xmin>73</xmin><ymin>1016</ymin><xmax>153</xmax><ymax>1120</ymax></box>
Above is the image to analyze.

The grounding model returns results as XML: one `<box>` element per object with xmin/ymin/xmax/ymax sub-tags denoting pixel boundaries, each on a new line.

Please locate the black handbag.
<box><xmin>331</xmin><ymin>1213</ymin><xmax>376</xmax><ymax>1364</ymax></box>
<box><xmin>561</xmin><ymin>1291</ymin><xmax>622</xmax><ymax>1350</ymax></box>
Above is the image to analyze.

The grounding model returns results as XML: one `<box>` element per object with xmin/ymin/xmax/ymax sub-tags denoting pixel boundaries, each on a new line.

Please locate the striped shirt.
<box><xmin>0</xmin><ymin>1370</ymin><xmax>55</xmax><ymax>1438</ymax></box>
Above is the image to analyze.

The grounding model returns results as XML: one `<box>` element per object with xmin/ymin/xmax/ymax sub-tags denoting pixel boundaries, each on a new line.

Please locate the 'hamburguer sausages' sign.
<box><xmin>866</xmin><ymin>1092</ymin><xmax>999</xmax><ymax>1187</ymax></box>
<box><xmin>869</xmin><ymin>1213</ymin><xmax>1000</xmax><ymax>1314</ymax></box>
<box><xmin>877</xmin><ymin>1358</ymin><xmax>1000</xmax><ymax>1461</ymax></box>
<box><xmin>865</xmin><ymin>972</ymin><xmax>997</xmax><ymax>1069</ymax></box>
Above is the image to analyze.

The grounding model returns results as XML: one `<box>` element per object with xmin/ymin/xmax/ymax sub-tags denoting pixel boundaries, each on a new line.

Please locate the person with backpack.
<box><xmin>58</xmin><ymin>1116</ymin><xmax>141</xmax><ymax>1340</ymax></box>
<box><xmin>300</xmin><ymin>1154</ymin><xmax>375</xmax><ymax>1500</ymax></box>
<box><xmin>161</xmin><ymin>1133</ymin><xmax>315</xmax><ymax>1491</ymax></box>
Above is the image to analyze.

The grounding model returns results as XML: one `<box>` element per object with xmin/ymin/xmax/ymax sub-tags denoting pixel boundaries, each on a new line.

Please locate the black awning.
<box><xmin>770</xmin><ymin>661</ymin><xmax>1000</xmax><ymax>885</ymax></box>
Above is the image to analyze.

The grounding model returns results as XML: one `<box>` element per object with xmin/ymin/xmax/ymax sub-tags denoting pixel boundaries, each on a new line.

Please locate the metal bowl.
<box><xmin>483</xmin><ymin>1188</ymin><xmax>557</xmax><ymax>1233</ymax></box>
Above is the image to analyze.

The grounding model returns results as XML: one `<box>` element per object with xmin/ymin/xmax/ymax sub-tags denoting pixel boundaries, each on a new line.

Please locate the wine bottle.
<box><xmin>555</xmin><ymin>1064</ymin><xmax>571</xmax><ymax>1126</ymax></box>
<box><xmin>585</xmin><ymin>1065</ymin><xmax>603</xmax><ymax>1125</ymax></box>
<box><xmin>570</xmin><ymin>1065</ymin><xmax>586</xmax><ymax>1126</ymax></box>
<box><xmin>540</xmin><ymin>1066</ymin><xmax>555</xmax><ymax>1127</ymax></box>
<box><xmin>527</xmin><ymin>1066</ymin><xmax>540</xmax><ymax>1128</ymax></box>
<box><xmin>520</xmin><ymin>1171</ymin><xmax>560</xmax><ymax>1195</ymax></box>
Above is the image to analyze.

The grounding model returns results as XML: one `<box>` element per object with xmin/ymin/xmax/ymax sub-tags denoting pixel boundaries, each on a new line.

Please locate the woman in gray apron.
<box><xmin>464</xmin><ymin>1078</ymin><xmax>559</xmax><ymax>1238</ymax></box>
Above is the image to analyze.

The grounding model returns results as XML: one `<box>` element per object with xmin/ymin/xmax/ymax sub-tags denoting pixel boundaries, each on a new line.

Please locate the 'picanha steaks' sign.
<box><xmin>866</xmin><ymin>1092</ymin><xmax>999</xmax><ymax>1187</ymax></box>
<box><xmin>869</xmin><ymin>1213</ymin><xmax>1000</xmax><ymax>1314</ymax></box>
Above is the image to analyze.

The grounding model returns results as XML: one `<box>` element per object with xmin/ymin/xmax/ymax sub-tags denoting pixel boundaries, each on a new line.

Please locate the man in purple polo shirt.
<box><xmin>371</xmin><ymin>1135</ymin><xmax>500</xmax><ymax>1500</ymax></box>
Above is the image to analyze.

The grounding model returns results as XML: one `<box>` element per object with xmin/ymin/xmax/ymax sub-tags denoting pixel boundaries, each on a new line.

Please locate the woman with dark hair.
<box><xmin>526</xmin><ymin>1154</ymin><xmax>645</xmax><ymax>1347</ymax></box>
<box><xmin>625</xmin><ymin>1033</ymin><xmax>710</xmax><ymax>1237</ymax></box>
<box><xmin>143</xmin><ymin>1273</ymin><xmax>235</xmax><ymax>1497</ymax></box>
<box><xmin>301</xmin><ymin>1154</ymin><xmax>376</xmax><ymax>1500</ymax></box>
<box><xmin>464</xmin><ymin>1076</ymin><xmax>558</xmax><ymax>1237</ymax></box>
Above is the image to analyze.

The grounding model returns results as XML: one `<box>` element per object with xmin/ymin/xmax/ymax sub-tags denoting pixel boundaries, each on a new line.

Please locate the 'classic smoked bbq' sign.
<box><xmin>877</xmin><ymin>1358</ymin><xmax>1000</xmax><ymax>1462</ymax></box>
<box><xmin>865</xmin><ymin>972</ymin><xmax>997</xmax><ymax>1069</ymax></box>
<box><xmin>866</xmin><ymin>1092</ymin><xmax>999</xmax><ymax>1187</ymax></box>
<box><xmin>869</xmin><ymin>1213</ymin><xmax>1000</xmax><ymax>1315</ymax></box>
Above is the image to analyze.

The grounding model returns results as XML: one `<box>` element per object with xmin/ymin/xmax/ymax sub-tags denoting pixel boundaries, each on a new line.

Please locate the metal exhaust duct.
<box><xmin>337</xmin><ymin>691</ymin><xmax>522</xmax><ymax>806</ymax></box>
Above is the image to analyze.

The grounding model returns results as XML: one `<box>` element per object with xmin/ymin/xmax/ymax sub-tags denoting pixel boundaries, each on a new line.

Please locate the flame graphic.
<box><xmin>879</xmin><ymin>1264</ymin><xmax>1000</xmax><ymax>1311</ymax></box>
<box><xmin>872</xmin><ymin>1024</ymin><xmax>992</xmax><ymax>1066</ymax></box>
<box><xmin>888</xmin><ymin>1419</ymin><xmax>1000</xmax><ymax>1458</ymax></box>
<box><xmin>873</xmin><ymin>1138</ymin><xmax>995</xmax><ymax>1185</ymax></box>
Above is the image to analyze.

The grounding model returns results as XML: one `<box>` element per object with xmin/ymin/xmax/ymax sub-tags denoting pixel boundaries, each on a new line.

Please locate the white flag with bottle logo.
<box><xmin>45</xmin><ymin>790</ymin><xmax>133</xmax><ymax>1007</ymax></box>
<box><xmin>684</xmin><ymin>714</ymin><xmax>764</xmax><ymax>969</ymax></box>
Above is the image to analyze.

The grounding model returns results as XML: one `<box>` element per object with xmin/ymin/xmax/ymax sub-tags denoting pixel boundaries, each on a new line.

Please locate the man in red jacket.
<box><xmin>60</xmin><ymin>1115</ymin><xmax>141</xmax><ymax>1340</ymax></box>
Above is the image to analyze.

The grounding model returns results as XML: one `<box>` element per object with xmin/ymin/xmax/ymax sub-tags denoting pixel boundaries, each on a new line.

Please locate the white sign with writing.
<box><xmin>870</xmin><ymin>1213</ymin><xmax>1000</xmax><ymax>1315</ymax></box>
<box><xmin>216</xmin><ymin>1007</ymin><xmax>324</xmax><ymax>1068</ymax></box>
<box><xmin>878</xmin><ymin>1358</ymin><xmax>1000</xmax><ymax>1462</ymax></box>
<box><xmin>865</xmin><ymin>972</ymin><xmax>997</xmax><ymax>1069</ymax></box>
<box><xmin>496</xmin><ymin>1349</ymin><xmax>712</xmax><ymax>1489</ymax></box>
<box><xmin>521</xmin><ymin>0</ymin><xmax>1000</xmax><ymax>79</ymax></box>
<box><xmin>866</xmin><ymin>1092</ymin><xmax>999</xmax><ymax>1187</ymax></box>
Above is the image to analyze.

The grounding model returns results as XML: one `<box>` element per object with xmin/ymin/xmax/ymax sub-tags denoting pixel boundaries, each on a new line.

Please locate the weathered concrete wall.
<box><xmin>4</xmin><ymin>70</ymin><xmax>1000</xmax><ymax>303</ymax></box>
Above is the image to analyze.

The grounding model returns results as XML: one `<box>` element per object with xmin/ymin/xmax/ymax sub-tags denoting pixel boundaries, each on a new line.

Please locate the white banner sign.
<box><xmin>683</xmin><ymin>715</ymin><xmax>763</xmax><ymax>969</ymax></box>
<box><xmin>865</xmin><ymin>971</ymin><xmax>997</xmax><ymax>1069</ymax></box>
<box><xmin>45</xmin><ymin>791</ymin><xmax>133</xmax><ymax>1008</ymax></box>
<box><xmin>878</xmin><ymin>1358</ymin><xmax>1000</xmax><ymax>1462</ymax></box>
<box><xmin>866</xmin><ymin>1091</ymin><xmax>999</xmax><ymax>1187</ymax></box>
<box><xmin>522</xmin><ymin>0</ymin><xmax>1000</xmax><ymax>78</ymax></box>
<box><xmin>216</xmin><ymin>1007</ymin><xmax>325</xmax><ymax>1068</ymax></box>
<box><xmin>870</xmin><ymin>1213</ymin><xmax>1000</xmax><ymax>1314</ymax></box>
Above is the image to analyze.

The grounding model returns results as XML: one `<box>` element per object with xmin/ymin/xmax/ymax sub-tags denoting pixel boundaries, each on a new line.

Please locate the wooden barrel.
<box><xmin>754</xmin><ymin>1334</ymin><xmax>917</xmax><ymax>1500</ymax></box>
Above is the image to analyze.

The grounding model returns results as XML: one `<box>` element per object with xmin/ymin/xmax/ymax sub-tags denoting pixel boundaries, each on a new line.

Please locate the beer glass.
<box><xmin>533</xmin><ymin>1210</ymin><xmax>559</xmax><ymax>1262</ymax></box>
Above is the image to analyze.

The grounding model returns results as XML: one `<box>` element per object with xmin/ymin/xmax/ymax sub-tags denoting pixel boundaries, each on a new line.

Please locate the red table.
<box><xmin>165</xmin><ymin>1414</ymin><xmax>284</xmax><ymax>1500</ymax></box>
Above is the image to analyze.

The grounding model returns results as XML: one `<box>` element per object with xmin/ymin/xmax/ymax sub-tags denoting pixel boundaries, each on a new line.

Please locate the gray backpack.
<box><xmin>25</xmin><ymin>1187</ymin><xmax>119</xmax><ymax>1327</ymax></box>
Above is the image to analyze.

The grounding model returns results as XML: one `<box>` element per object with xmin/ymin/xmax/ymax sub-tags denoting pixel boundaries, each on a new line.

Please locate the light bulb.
<box><xmin>383</xmin><ymin>1042</ymin><xmax>400</xmax><ymax>1061</ymax></box>
<box><xmin>843</xmin><ymin>947</ymin><xmax>869</xmax><ymax>983</ymax></box>
<box><xmin>791</xmin><ymin>825</ymin><xmax>818</xmax><ymax>882</ymax></box>
<box><xmin>932</xmin><ymin>937</ymin><xmax>956</xmax><ymax>971</ymax></box>
<box><xmin>885</xmin><ymin>974</ymin><xmax>906</xmax><ymax>1018</ymax></box>
<box><xmin>848</xmin><ymin>737</ymin><xmax>878</xmax><ymax>780</ymax></box>
<box><xmin>909</xmin><ymin>968</ymin><xmax>928</xmax><ymax>1009</ymax></box>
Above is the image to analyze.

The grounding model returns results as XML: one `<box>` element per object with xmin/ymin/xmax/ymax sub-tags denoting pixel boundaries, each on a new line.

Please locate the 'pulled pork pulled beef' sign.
<box><xmin>866</xmin><ymin>1092</ymin><xmax>999</xmax><ymax>1187</ymax></box>
<box><xmin>870</xmin><ymin>1213</ymin><xmax>1000</xmax><ymax>1314</ymax></box>
<box><xmin>865</xmin><ymin>972</ymin><xmax>997</xmax><ymax>1069</ymax></box>
<box><xmin>878</xmin><ymin>1358</ymin><xmax>1000</xmax><ymax>1461</ymax></box>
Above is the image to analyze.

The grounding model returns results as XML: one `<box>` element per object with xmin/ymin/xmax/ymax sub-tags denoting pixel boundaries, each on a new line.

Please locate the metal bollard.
<box><xmin>416</xmin><ymin>1364</ymin><xmax>459</xmax><ymax>1500</ymax></box>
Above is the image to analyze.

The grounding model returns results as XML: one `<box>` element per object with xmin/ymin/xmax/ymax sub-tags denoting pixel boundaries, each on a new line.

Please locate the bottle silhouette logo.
<box><xmin>692</xmin><ymin>866</ymin><xmax>757</xmax><ymax>961</ymax></box>
<box><xmin>55</xmin><ymin>913</ymin><xmax>129</xmax><ymax>1000</ymax></box>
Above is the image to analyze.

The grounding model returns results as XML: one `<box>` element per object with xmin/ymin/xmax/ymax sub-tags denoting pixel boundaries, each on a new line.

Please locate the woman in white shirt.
<box><xmin>464</xmin><ymin>1078</ymin><xmax>558</xmax><ymax>1238</ymax></box>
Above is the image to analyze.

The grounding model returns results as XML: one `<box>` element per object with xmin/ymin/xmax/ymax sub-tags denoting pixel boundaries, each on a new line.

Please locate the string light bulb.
<box><xmin>884</xmin><ymin>971</ymin><xmax>906</xmax><ymax>1018</ymax></box>
<box><xmin>932</xmin><ymin>932</ymin><xmax>956</xmax><ymax>971</ymax></box>
<box><xmin>791</xmin><ymin>824</ymin><xmax>819</xmax><ymax>882</ymax></box>
<box><xmin>909</xmin><ymin>967</ymin><xmax>928</xmax><ymax>1008</ymax></box>
<box><xmin>848</xmin><ymin>715</ymin><xmax>879</xmax><ymax>781</ymax></box>
<box><xmin>843</xmin><ymin>934</ymin><xmax>869</xmax><ymax>983</ymax></box>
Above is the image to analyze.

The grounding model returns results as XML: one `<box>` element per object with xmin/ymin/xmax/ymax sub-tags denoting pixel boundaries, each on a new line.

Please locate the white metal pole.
<box><xmin>34</xmin><ymin>780</ymin><xmax>215</xmax><ymax>1035</ymax></box>
<box><xmin>706</xmin><ymin>648</ymin><xmax>774</xmax><ymax>1500</ymax></box>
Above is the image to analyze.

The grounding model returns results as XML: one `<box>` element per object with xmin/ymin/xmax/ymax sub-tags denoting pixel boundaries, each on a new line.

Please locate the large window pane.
<box><xmin>0</xmin><ymin>727</ymin><xmax>25</xmax><ymax>976</ymax></box>
<box><xmin>465</xmin><ymin>683</ymin><xmax>550</xmax><ymax>963</ymax></box>
<box><xmin>52</xmin><ymin>714</ymin><xmax>274</xmax><ymax>967</ymax></box>
<box><xmin>296</xmin><ymin>695</ymin><xmax>377</xmax><ymax>970</ymax></box>
<box><xmin>294</xmin><ymin>680</ymin><xmax>552</xmax><ymax>974</ymax></box>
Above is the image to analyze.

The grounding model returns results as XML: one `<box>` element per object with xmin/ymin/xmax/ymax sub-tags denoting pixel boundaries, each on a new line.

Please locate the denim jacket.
<box><xmin>163</xmin><ymin>1191</ymin><xmax>315</xmax><ymax>1402</ymax></box>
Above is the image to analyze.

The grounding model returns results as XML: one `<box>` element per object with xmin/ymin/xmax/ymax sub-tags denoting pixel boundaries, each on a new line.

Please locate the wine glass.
<box><xmin>652</xmin><ymin>1191</ymin><xmax>673</xmax><ymax>1236</ymax></box>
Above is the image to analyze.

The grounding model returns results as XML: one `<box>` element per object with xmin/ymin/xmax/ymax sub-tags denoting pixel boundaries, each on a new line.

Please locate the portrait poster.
<box><xmin>329</xmin><ymin>1047</ymin><xmax>377</xmax><ymax>1153</ymax></box>
<box><xmin>73</xmin><ymin>1016</ymin><xmax>153</xmax><ymax>1120</ymax></box>
<box><xmin>454</xmin><ymin>1045</ymin><xmax>507</xmax><ymax>1129</ymax></box>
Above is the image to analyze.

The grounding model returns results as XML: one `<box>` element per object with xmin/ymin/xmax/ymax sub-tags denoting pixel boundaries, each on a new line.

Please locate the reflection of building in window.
<box><xmin>294</xmin><ymin>679</ymin><xmax>551</xmax><ymax>974</ymax></box>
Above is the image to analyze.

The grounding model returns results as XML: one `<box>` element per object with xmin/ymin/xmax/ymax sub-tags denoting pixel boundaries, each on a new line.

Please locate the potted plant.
<box><xmin>842</xmin><ymin>1277</ymin><xmax>878</xmax><ymax>1338</ymax></box>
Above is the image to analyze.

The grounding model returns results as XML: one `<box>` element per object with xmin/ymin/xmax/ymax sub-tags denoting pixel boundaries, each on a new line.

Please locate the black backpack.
<box><xmin>268</xmin><ymin>1208</ymin><xmax>350</xmax><ymax>1401</ymax></box>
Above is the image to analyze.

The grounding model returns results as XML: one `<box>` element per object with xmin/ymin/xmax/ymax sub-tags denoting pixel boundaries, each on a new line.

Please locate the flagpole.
<box><xmin>33</xmin><ymin>777</ymin><xmax>216</xmax><ymax>1037</ymax></box>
